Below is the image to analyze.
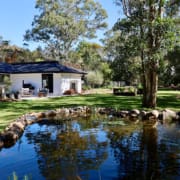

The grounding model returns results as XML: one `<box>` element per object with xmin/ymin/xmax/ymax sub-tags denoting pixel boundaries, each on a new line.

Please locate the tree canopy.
<box><xmin>24</xmin><ymin>0</ymin><xmax>107</xmax><ymax>61</ymax></box>
<box><xmin>112</xmin><ymin>0</ymin><xmax>179</xmax><ymax>108</ymax></box>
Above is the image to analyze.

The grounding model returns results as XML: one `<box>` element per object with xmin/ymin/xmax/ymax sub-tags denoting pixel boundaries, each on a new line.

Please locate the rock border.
<box><xmin>0</xmin><ymin>106</ymin><xmax>179</xmax><ymax>150</ymax></box>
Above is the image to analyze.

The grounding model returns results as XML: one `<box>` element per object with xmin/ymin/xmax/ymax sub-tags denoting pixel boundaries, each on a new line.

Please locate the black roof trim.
<box><xmin>0</xmin><ymin>61</ymin><xmax>86</xmax><ymax>74</ymax></box>
<box><xmin>0</xmin><ymin>62</ymin><xmax>14</xmax><ymax>74</ymax></box>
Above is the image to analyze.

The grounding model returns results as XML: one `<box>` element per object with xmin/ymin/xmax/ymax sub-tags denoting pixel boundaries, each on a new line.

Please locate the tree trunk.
<box><xmin>142</xmin><ymin>1</ymin><xmax>158</xmax><ymax>108</ymax></box>
<box><xmin>143</xmin><ymin>63</ymin><xmax>158</xmax><ymax>108</ymax></box>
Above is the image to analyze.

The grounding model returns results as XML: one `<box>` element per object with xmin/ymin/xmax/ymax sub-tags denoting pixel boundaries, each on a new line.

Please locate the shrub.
<box><xmin>86</xmin><ymin>71</ymin><xmax>103</xmax><ymax>88</ymax></box>
<box><xmin>63</xmin><ymin>89</ymin><xmax>76</xmax><ymax>95</ymax></box>
<box><xmin>113</xmin><ymin>86</ymin><xmax>137</xmax><ymax>96</ymax></box>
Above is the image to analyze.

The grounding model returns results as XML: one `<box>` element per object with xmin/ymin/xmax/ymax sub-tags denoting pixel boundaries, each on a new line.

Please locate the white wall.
<box><xmin>10</xmin><ymin>73</ymin><xmax>82</xmax><ymax>96</ymax></box>
<box><xmin>60</xmin><ymin>73</ymin><xmax>82</xmax><ymax>95</ymax></box>
<box><xmin>10</xmin><ymin>74</ymin><xmax>42</xmax><ymax>95</ymax></box>
<box><xmin>53</xmin><ymin>73</ymin><xmax>61</xmax><ymax>96</ymax></box>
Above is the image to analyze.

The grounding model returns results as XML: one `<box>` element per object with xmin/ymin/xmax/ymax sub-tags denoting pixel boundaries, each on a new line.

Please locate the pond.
<box><xmin>0</xmin><ymin>115</ymin><xmax>180</xmax><ymax>180</ymax></box>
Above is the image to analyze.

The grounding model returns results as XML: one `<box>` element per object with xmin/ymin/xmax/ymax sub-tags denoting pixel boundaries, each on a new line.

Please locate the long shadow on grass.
<box><xmin>157</xmin><ymin>95</ymin><xmax>180</xmax><ymax>110</ymax></box>
<box><xmin>0</xmin><ymin>94</ymin><xmax>142</xmax><ymax>113</ymax></box>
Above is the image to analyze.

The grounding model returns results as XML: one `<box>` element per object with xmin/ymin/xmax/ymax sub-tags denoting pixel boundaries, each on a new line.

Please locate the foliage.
<box><xmin>8</xmin><ymin>172</ymin><xmax>31</xmax><ymax>180</ymax></box>
<box><xmin>103</xmin><ymin>26</ymin><xmax>141</xmax><ymax>85</ymax></box>
<box><xmin>86</xmin><ymin>71</ymin><xmax>104</xmax><ymax>88</ymax></box>
<box><xmin>24</xmin><ymin>0</ymin><xmax>107</xmax><ymax>61</ymax></box>
<box><xmin>114</xmin><ymin>0</ymin><xmax>179</xmax><ymax>108</ymax></box>
<box><xmin>76</xmin><ymin>41</ymin><xmax>103</xmax><ymax>70</ymax></box>
<box><xmin>0</xmin><ymin>38</ymin><xmax>24</xmax><ymax>63</ymax></box>
<box><xmin>99</xmin><ymin>62</ymin><xmax>112</xmax><ymax>85</ymax></box>
<box><xmin>161</xmin><ymin>45</ymin><xmax>180</xmax><ymax>86</ymax></box>
<box><xmin>0</xmin><ymin>36</ymin><xmax>44</xmax><ymax>63</ymax></box>
<box><xmin>76</xmin><ymin>41</ymin><xmax>112</xmax><ymax>86</ymax></box>
<box><xmin>3</xmin><ymin>75</ymin><xmax>11</xmax><ymax>92</ymax></box>
<box><xmin>113</xmin><ymin>86</ymin><xmax>137</xmax><ymax>96</ymax></box>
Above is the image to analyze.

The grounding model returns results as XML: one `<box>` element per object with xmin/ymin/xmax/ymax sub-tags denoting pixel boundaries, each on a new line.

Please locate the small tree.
<box><xmin>86</xmin><ymin>71</ymin><xmax>103</xmax><ymax>88</ymax></box>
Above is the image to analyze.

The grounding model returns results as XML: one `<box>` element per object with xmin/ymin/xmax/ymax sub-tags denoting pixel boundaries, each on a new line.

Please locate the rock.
<box><xmin>176</xmin><ymin>112</ymin><xmax>180</xmax><ymax>120</ymax></box>
<box><xmin>162</xmin><ymin>109</ymin><xmax>178</xmax><ymax>120</ymax></box>
<box><xmin>57</xmin><ymin>108</ymin><xmax>70</xmax><ymax>116</ymax></box>
<box><xmin>129</xmin><ymin>109</ymin><xmax>140</xmax><ymax>119</ymax></box>
<box><xmin>139</xmin><ymin>111</ymin><xmax>147</xmax><ymax>120</ymax></box>
<box><xmin>7</xmin><ymin>126</ymin><xmax>23</xmax><ymax>138</ymax></box>
<box><xmin>119</xmin><ymin>110</ymin><xmax>129</xmax><ymax>118</ymax></box>
<box><xmin>85</xmin><ymin>107</ymin><xmax>92</xmax><ymax>114</ymax></box>
<box><xmin>98</xmin><ymin>108</ymin><xmax>107</xmax><ymax>114</ymax></box>
<box><xmin>131</xmin><ymin>109</ymin><xmax>140</xmax><ymax>115</ymax></box>
<box><xmin>2</xmin><ymin>131</ymin><xmax>19</xmax><ymax>142</ymax></box>
<box><xmin>146</xmin><ymin>110</ymin><xmax>159</xmax><ymax>120</ymax></box>
<box><xmin>45</xmin><ymin>110</ymin><xmax>57</xmax><ymax>117</ymax></box>
<box><xmin>0</xmin><ymin>137</ymin><xmax>4</xmax><ymax>149</ymax></box>
<box><xmin>25</xmin><ymin>114</ymin><xmax>37</xmax><ymax>121</ymax></box>
<box><xmin>33</xmin><ymin>112</ymin><xmax>46</xmax><ymax>119</ymax></box>
<box><xmin>12</xmin><ymin>122</ymin><xmax>25</xmax><ymax>131</ymax></box>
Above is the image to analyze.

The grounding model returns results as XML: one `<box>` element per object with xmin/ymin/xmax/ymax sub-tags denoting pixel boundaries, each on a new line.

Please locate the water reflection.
<box><xmin>108</xmin><ymin>121</ymin><xmax>180</xmax><ymax>180</ymax></box>
<box><xmin>25</xmin><ymin>118</ymin><xmax>108</xmax><ymax>180</ymax></box>
<box><xmin>0</xmin><ymin>116</ymin><xmax>180</xmax><ymax>180</ymax></box>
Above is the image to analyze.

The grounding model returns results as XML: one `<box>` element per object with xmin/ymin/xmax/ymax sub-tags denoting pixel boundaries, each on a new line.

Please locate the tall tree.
<box><xmin>163</xmin><ymin>45</ymin><xmax>180</xmax><ymax>86</ymax></box>
<box><xmin>103</xmin><ymin>29</ymin><xmax>141</xmax><ymax>85</ymax></box>
<box><xmin>115</xmin><ymin>0</ymin><xmax>179</xmax><ymax>108</ymax></box>
<box><xmin>24</xmin><ymin>0</ymin><xmax>107</xmax><ymax>61</ymax></box>
<box><xmin>0</xmin><ymin>38</ymin><xmax>23</xmax><ymax>63</ymax></box>
<box><xmin>76</xmin><ymin>41</ymin><xmax>112</xmax><ymax>87</ymax></box>
<box><xmin>76</xmin><ymin>41</ymin><xmax>103</xmax><ymax>71</ymax></box>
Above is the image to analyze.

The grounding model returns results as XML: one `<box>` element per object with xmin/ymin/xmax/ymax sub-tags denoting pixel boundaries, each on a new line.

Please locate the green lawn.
<box><xmin>0</xmin><ymin>90</ymin><xmax>179</xmax><ymax>131</ymax></box>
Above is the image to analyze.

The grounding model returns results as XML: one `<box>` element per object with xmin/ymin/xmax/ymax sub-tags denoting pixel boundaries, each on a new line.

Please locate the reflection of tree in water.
<box><xmin>25</xmin><ymin>120</ymin><xmax>108</xmax><ymax>180</ymax></box>
<box><xmin>108</xmin><ymin>125</ymin><xmax>144</xmax><ymax>179</ymax></box>
<box><xmin>108</xmin><ymin>122</ymin><xmax>180</xmax><ymax>180</ymax></box>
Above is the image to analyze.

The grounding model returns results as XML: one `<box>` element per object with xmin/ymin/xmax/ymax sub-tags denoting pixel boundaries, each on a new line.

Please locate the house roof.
<box><xmin>0</xmin><ymin>61</ymin><xmax>86</xmax><ymax>74</ymax></box>
<box><xmin>0</xmin><ymin>62</ymin><xmax>14</xmax><ymax>74</ymax></box>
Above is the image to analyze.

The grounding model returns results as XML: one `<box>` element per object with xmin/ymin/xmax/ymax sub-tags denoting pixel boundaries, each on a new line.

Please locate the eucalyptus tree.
<box><xmin>76</xmin><ymin>41</ymin><xmax>112</xmax><ymax>86</ymax></box>
<box><xmin>115</xmin><ymin>0</ymin><xmax>179</xmax><ymax>108</ymax></box>
<box><xmin>103</xmin><ymin>28</ymin><xmax>141</xmax><ymax>85</ymax></box>
<box><xmin>24</xmin><ymin>0</ymin><xmax>107</xmax><ymax>61</ymax></box>
<box><xmin>0</xmin><ymin>38</ymin><xmax>24</xmax><ymax>63</ymax></box>
<box><xmin>163</xmin><ymin>45</ymin><xmax>180</xmax><ymax>86</ymax></box>
<box><xmin>76</xmin><ymin>41</ymin><xmax>103</xmax><ymax>71</ymax></box>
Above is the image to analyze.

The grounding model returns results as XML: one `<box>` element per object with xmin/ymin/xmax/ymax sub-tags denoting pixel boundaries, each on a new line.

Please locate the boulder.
<box><xmin>98</xmin><ymin>108</ymin><xmax>108</xmax><ymax>115</ymax></box>
<box><xmin>162</xmin><ymin>109</ymin><xmax>178</xmax><ymax>120</ymax></box>
<box><xmin>25</xmin><ymin>114</ymin><xmax>37</xmax><ymax>121</ymax></box>
<box><xmin>146</xmin><ymin>110</ymin><xmax>159</xmax><ymax>120</ymax></box>
<box><xmin>130</xmin><ymin>109</ymin><xmax>140</xmax><ymax>115</ymax></box>
<box><xmin>176</xmin><ymin>112</ymin><xmax>180</xmax><ymax>120</ymax></box>
<box><xmin>0</xmin><ymin>137</ymin><xmax>4</xmax><ymax>149</ymax></box>
<box><xmin>12</xmin><ymin>122</ymin><xmax>25</xmax><ymax>131</ymax></box>
<box><xmin>129</xmin><ymin>109</ymin><xmax>140</xmax><ymax>119</ymax></box>
<box><xmin>45</xmin><ymin>110</ymin><xmax>57</xmax><ymax>117</ymax></box>
<box><xmin>33</xmin><ymin>112</ymin><xmax>46</xmax><ymax>119</ymax></box>
<box><xmin>139</xmin><ymin>111</ymin><xmax>147</xmax><ymax>120</ymax></box>
<box><xmin>2</xmin><ymin>131</ymin><xmax>19</xmax><ymax>142</ymax></box>
<box><xmin>119</xmin><ymin>110</ymin><xmax>129</xmax><ymax>118</ymax></box>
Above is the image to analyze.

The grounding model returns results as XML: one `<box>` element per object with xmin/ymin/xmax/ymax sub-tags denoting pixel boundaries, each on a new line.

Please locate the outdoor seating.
<box><xmin>21</xmin><ymin>88</ymin><xmax>34</xmax><ymax>96</ymax></box>
<box><xmin>38</xmin><ymin>88</ymin><xmax>49</xmax><ymax>97</ymax></box>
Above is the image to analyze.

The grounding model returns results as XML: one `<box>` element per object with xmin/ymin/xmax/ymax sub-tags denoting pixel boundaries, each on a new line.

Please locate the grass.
<box><xmin>0</xmin><ymin>89</ymin><xmax>179</xmax><ymax>131</ymax></box>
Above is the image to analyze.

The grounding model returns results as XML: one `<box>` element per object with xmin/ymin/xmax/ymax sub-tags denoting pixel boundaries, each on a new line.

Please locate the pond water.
<box><xmin>0</xmin><ymin>115</ymin><xmax>180</xmax><ymax>180</ymax></box>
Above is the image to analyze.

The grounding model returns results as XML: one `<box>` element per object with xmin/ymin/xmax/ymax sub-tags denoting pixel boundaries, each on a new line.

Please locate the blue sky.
<box><xmin>0</xmin><ymin>0</ymin><xmax>121</xmax><ymax>50</ymax></box>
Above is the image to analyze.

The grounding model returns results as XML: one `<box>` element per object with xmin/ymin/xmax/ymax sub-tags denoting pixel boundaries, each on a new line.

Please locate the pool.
<box><xmin>0</xmin><ymin>115</ymin><xmax>180</xmax><ymax>180</ymax></box>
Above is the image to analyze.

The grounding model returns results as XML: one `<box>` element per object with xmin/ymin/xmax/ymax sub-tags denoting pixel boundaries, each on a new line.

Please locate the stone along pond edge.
<box><xmin>0</xmin><ymin>106</ymin><xmax>179</xmax><ymax>150</ymax></box>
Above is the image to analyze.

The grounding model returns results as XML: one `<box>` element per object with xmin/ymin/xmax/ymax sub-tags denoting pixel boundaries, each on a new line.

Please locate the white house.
<box><xmin>0</xmin><ymin>61</ymin><xmax>86</xmax><ymax>96</ymax></box>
